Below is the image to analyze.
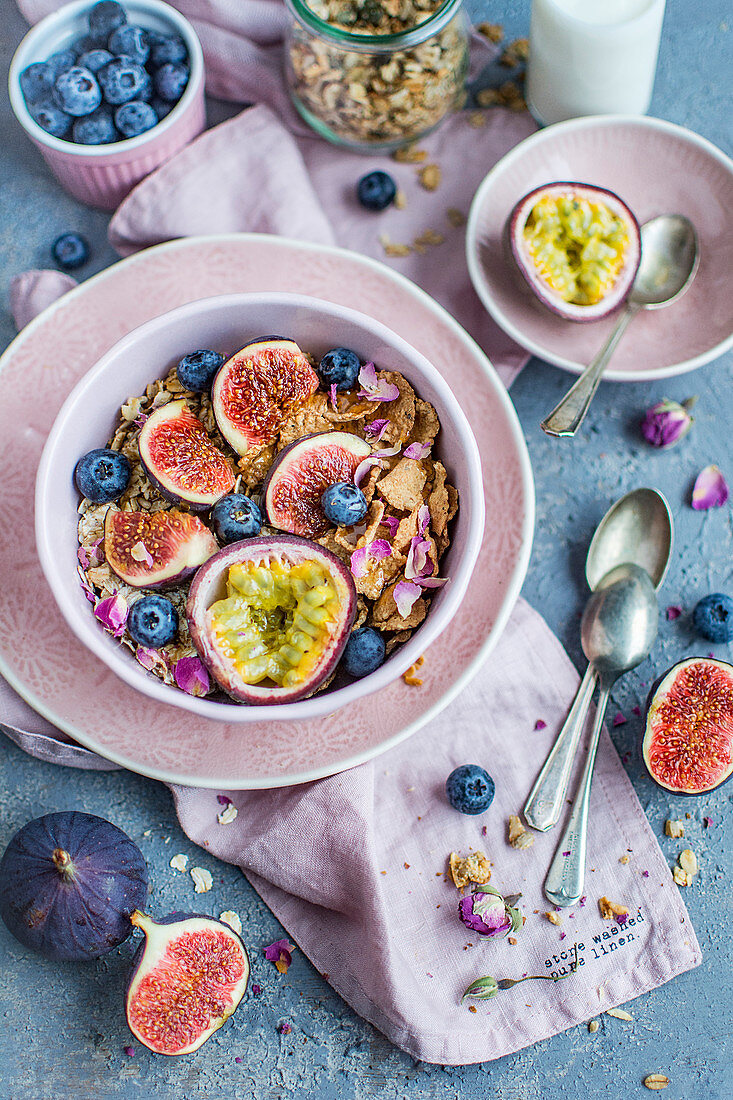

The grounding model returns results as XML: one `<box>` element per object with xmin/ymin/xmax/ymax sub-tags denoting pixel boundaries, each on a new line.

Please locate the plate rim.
<box><xmin>0</xmin><ymin>232</ymin><xmax>535</xmax><ymax>788</ymax></box>
<box><xmin>466</xmin><ymin>114</ymin><xmax>733</xmax><ymax>381</ymax></box>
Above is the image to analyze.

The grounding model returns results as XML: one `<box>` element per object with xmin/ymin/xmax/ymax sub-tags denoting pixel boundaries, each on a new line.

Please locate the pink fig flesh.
<box><xmin>138</xmin><ymin>400</ymin><xmax>235</xmax><ymax>511</ymax></box>
<box><xmin>104</xmin><ymin>508</ymin><xmax>219</xmax><ymax>588</ymax></box>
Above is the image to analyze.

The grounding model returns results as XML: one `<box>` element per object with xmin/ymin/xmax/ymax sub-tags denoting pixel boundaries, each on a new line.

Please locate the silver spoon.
<box><xmin>524</xmin><ymin>487</ymin><xmax>673</xmax><ymax>832</ymax></box>
<box><xmin>544</xmin><ymin>563</ymin><xmax>659</xmax><ymax>907</ymax></box>
<box><xmin>541</xmin><ymin>214</ymin><xmax>699</xmax><ymax>438</ymax></box>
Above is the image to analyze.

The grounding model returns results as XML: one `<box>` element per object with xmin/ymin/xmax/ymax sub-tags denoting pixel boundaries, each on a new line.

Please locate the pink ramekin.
<box><xmin>8</xmin><ymin>0</ymin><xmax>205</xmax><ymax>210</ymax></box>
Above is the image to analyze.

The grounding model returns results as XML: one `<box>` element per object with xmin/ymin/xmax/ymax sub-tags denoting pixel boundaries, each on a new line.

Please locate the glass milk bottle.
<box><xmin>526</xmin><ymin>0</ymin><xmax>667</xmax><ymax>126</ymax></box>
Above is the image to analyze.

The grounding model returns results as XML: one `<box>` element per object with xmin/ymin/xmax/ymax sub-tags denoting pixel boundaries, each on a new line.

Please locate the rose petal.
<box><xmin>414</xmin><ymin>576</ymin><xmax>447</xmax><ymax>589</ymax></box>
<box><xmin>535</xmin><ymin>719</ymin><xmax>547</xmax><ymax>730</ymax></box>
<box><xmin>666</xmin><ymin>605</ymin><xmax>682</xmax><ymax>621</ymax></box>
<box><xmin>264</xmin><ymin>938</ymin><xmax>295</xmax><ymax>973</ymax></box>
<box><xmin>612</xmin><ymin>712</ymin><xmax>627</xmax><ymax>727</ymax></box>
<box><xmin>173</xmin><ymin>656</ymin><xmax>210</xmax><ymax>697</ymax></box>
<box><xmin>77</xmin><ymin>566</ymin><xmax>97</xmax><ymax>605</ymax></box>
<box><xmin>94</xmin><ymin>592</ymin><xmax>128</xmax><ymax>636</ymax></box>
<box><xmin>357</xmin><ymin>361</ymin><xmax>400</xmax><ymax>402</ymax></box>
<box><xmin>403</xmin><ymin>441</ymin><xmax>432</xmax><ymax>460</ymax></box>
<box><xmin>405</xmin><ymin>535</ymin><xmax>434</xmax><ymax>581</ymax></box>
<box><xmin>77</xmin><ymin>545</ymin><xmax>90</xmax><ymax>569</ymax></box>
<box><xmin>130</xmin><ymin>540</ymin><xmax>154</xmax><ymax>568</ymax></box>
<box><xmin>418</xmin><ymin>504</ymin><xmax>430</xmax><ymax>536</ymax></box>
<box><xmin>135</xmin><ymin>646</ymin><xmax>169</xmax><ymax>675</ymax></box>
<box><xmin>692</xmin><ymin>464</ymin><xmax>729</xmax><ymax>510</ymax></box>
<box><xmin>350</xmin><ymin>539</ymin><xmax>392</xmax><ymax>579</ymax></box>
<box><xmin>393</xmin><ymin>580</ymin><xmax>422</xmax><ymax>618</ymax></box>
<box><xmin>354</xmin><ymin>442</ymin><xmax>402</xmax><ymax>488</ymax></box>
<box><xmin>364</xmin><ymin>418</ymin><xmax>390</xmax><ymax>442</ymax></box>
<box><xmin>329</xmin><ymin>383</ymin><xmax>338</xmax><ymax>410</ymax></box>
<box><xmin>380</xmin><ymin>515</ymin><xmax>400</xmax><ymax>538</ymax></box>
<box><xmin>458</xmin><ymin>893</ymin><xmax>512</xmax><ymax>938</ymax></box>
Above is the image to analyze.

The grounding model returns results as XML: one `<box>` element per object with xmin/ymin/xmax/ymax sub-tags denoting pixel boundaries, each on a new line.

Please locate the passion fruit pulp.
<box><xmin>507</xmin><ymin>182</ymin><xmax>641</xmax><ymax>322</ymax></box>
<box><xmin>187</xmin><ymin>536</ymin><xmax>356</xmax><ymax>704</ymax></box>
<box><xmin>643</xmin><ymin>658</ymin><xmax>733</xmax><ymax>795</ymax></box>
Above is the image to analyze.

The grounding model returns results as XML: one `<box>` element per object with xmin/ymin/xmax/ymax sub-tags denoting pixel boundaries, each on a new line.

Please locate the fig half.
<box><xmin>642</xmin><ymin>658</ymin><xmax>733</xmax><ymax>795</ymax></box>
<box><xmin>105</xmin><ymin>508</ymin><xmax>218</xmax><ymax>588</ymax></box>
<box><xmin>507</xmin><ymin>182</ymin><xmax>641</xmax><ymax>322</ymax></box>
<box><xmin>264</xmin><ymin>430</ymin><xmax>371</xmax><ymax>538</ymax></box>
<box><xmin>187</xmin><ymin>535</ymin><xmax>356</xmax><ymax>704</ymax></box>
<box><xmin>212</xmin><ymin>337</ymin><xmax>319</xmax><ymax>455</ymax></box>
<box><xmin>126</xmin><ymin>911</ymin><xmax>249</xmax><ymax>1055</ymax></box>
<box><xmin>138</xmin><ymin>400</ymin><xmax>235</xmax><ymax>510</ymax></box>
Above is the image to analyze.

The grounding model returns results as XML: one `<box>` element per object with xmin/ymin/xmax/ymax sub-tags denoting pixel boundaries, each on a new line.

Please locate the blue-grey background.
<box><xmin>1</xmin><ymin>1</ymin><xmax>731</xmax><ymax>1097</ymax></box>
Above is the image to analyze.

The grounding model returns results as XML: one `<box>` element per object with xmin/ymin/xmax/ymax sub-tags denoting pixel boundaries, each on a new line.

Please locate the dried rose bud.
<box><xmin>640</xmin><ymin>398</ymin><xmax>695</xmax><ymax>448</ymax></box>
<box><xmin>458</xmin><ymin>887</ymin><xmax>521</xmax><ymax>939</ymax></box>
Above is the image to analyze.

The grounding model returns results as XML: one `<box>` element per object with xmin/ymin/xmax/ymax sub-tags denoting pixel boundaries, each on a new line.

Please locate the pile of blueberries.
<box><xmin>19</xmin><ymin>0</ymin><xmax>190</xmax><ymax>144</ymax></box>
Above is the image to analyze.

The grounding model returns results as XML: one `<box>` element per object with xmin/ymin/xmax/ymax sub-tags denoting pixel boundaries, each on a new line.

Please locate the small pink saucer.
<box><xmin>466</xmin><ymin>116</ymin><xmax>733</xmax><ymax>380</ymax></box>
<box><xmin>0</xmin><ymin>235</ymin><xmax>533</xmax><ymax>788</ymax></box>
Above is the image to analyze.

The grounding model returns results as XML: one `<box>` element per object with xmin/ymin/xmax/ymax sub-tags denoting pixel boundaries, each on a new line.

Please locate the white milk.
<box><xmin>526</xmin><ymin>0</ymin><xmax>667</xmax><ymax>125</ymax></box>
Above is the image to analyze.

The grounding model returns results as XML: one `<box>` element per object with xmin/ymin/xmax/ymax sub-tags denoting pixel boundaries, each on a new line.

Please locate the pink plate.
<box><xmin>0</xmin><ymin>235</ymin><xmax>533</xmax><ymax>788</ymax></box>
<box><xmin>466</xmin><ymin>116</ymin><xmax>733</xmax><ymax>380</ymax></box>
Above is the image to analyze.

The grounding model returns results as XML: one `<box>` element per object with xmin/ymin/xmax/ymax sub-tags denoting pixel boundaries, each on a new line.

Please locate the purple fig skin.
<box><xmin>506</xmin><ymin>182</ymin><xmax>641</xmax><ymax>323</ymax></box>
<box><xmin>642</xmin><ymin>657</ymin><xmax>733</xmax><ymax>795</ymax></box>
<box><xmin>263</xmin><ymin>431</ymin><xmax>371</xmax><ymax>536</ymax></box>
<box><xmin>187</xmin><ymin>535</ymin><xmax>357</xmax><ymax>704</ymax></box>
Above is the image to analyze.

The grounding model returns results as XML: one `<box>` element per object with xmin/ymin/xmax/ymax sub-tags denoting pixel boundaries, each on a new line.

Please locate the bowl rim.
<box><xmin>35</xmin><ymin>289</ymin><xmax>486</xmax><ymax>723</ymax></box>
<box><xmin>8</xmin><ymin>0</ymin><xmax>204</xmax><ymax>158</ymax></box>
<box><xmin>466</xmin><ymin>114</ymin><xmax>733</xmax><ymax>381</ymax></box>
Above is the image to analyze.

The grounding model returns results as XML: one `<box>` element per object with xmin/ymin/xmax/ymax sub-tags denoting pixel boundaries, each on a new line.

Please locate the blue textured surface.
<box><xmin>1</xmin><ymin>1</ymin><xmax>732</xmax><ymax>1097</ymax></box>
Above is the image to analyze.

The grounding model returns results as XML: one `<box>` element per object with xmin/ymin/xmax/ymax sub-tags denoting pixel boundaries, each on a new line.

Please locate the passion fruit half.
<box><xmin>507</xmin><ymin>182</ymin><xmax>641</xmax><ymax>322</ymax></box>
<box><xmin>187</xmin><ymin>536</ymin><xmax>356</xmax><ymax>704</ymax></box>
<box><xmin>642</xmin><ymin>657</ymin><xmax>733</xmax><ymax>795</ymax></box>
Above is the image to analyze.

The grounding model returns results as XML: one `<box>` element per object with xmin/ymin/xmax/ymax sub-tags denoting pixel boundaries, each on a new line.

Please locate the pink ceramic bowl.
<box><xmin>35</xmin><ymin>292</ymin><xmax>485</xmax><ymax>724</ymax></box>
<box><xmin>8</xmin><ymin>0</ymin><xmax>205</xmax><ymax>210</ymax></box>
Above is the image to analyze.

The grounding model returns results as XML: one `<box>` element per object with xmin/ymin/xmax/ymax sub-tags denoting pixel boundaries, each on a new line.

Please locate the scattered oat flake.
<box><xmin>418</xmin><ymin>164</ymin><xmax>441</xmax><ymax>191</ymax></box>
<box><xmin>678</xmin><ymin>848</ymin><xmax>698</xmax><ymax>875</ymax></box>
<box><xmin>218</xmin><ymin>910</ymin><xmax>242</xmax><ymax>935</ymax></box>
<box><xmin>169</xmin><ymin>853</ymin><xmax>188</xmax><ymax>873</ymax></box>
<box><xmin>190</xmin><ymin>867</ymin><xmax>213</xmax><ymax>894</ymax></box>
<box><xmin>666</xmin><ymin>604</ymin><xmax>682</xmax><ymax>620</ymax></box>
<box><xmin>588</xmin><ymin>1019</ymin><xmax>599</xmax><ymax>1033</ymax></box>
<box><xmin>546</xmin><ymin>912</ymin><xmax>562</xmax><ymax>926</ymax></box>
<box><xmin>643</xmin><ymin>1075</ymin><xmax>670</xmax><ymax>1090</ymax></box>
<box><xmin>606</xmin><ymin>1008</ymin><xmax>633</xmax><ymax>1021</ymax></box>
<box><xmin>393</xmin><ymin>145</ymin><xmax>427</xmax><ymax>163</ymax></box>
<box><xmin>673</xmin><ymin>866</ymin><xmax>692</xmax><ymax>887</ymax></box>
<box><xmin>665</xmin><ymin>819</ymin><xmax>684</xmax><ymax>838</ymax></box>
<box><xmin>612</xmin><ymin>711</ymin><xmax>627</xmax><ymax>727</ymax></box>
<box><xmin>217</xmin><ymin>802</ymin><xmax>238</xmax><ymax>825</ymax></box>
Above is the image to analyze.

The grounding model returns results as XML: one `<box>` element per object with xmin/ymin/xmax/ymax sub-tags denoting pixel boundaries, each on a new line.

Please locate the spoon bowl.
<box><xmin>586</xmin><ymin>488</ymin><xmax>674</xmax><ymax>591</ymax></box>
<box><xmin>581</xmin><ymin>563</ymin><xmax>659</xmax><ymax>679</ymax></box>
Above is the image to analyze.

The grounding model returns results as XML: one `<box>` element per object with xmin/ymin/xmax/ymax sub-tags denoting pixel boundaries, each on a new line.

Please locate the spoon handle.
<box><xmin>541</xmin><ymin>304</ymin><xmax>640</xmax><ymax>438</ymax></box>
<box><xmin>543</xmin><ymin>686</ymin><xmax>611</xmax><ymax>907</ymax></box>
<box><xmin>523</xmin><ymin>664</ymin><xmax>598</xmax><ymax>831</ymax></box>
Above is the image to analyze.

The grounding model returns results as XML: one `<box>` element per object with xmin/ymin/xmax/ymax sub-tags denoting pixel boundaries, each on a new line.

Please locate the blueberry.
<box><xmin>149</xmin><ymin>33</ymin><xmax>188</xmax><ymax>67</ymax></box>
<box><xmin>321</xmin><ymin>482</ymin><xmax>368</xmax><ymax>527</ymax></box>
<box><xmin>77</xmin><ymin>48</ymin><xmax>114</xmax><ymax>75</ymax></box>
<box><xmin>211</xmin><ymin>494</ymin><xmax>263</xmax><ymax>543</ymax></box>
<box><xmin>151</xmin><ymin>96</ymin><xmax>174</xmax><ymax>121</ymax></box>
<box><xmin>98</xmin><ymin>57</ymin><xmax>149</xmax><ymax>104</ymax></box>
<box><xmin>176</xmin><ymin>349</ymin><xmax>224</xmax><ymax>391</ymax></box>
<box><xmin>48</xmin><ymin>49</ymin><xmax>78</xmax><ymax>78</ymax></box>
<box><xmin>54</xmin><ymin>67</ymin><xmax>101</xmax><ymax>116</ymax></box>
<box><xmin>317</xmin><ymin>346</ymin><xmax>361</xmax><ymax>391</ymax></box>
<box><xmin>30</xmin><ymin>101</ymin><xmax>72</xmax><ymax>138</ymax></box>
<box><xmin>52</xmin><ymin>232</ymin><xmax>90</xmax><ymax>269</ymax></box>
<box><xmin>114</xmin><ymin>100</ymin><xmax>157</xmax><ymax>137</ymax></box>
<box><xmin>73</xmin><ymin>107</ymin><xmax>118</xmax><ymax>144</ymax></box>
<box><xmin>108</xmin><ymin>24</ymin><xmax>150</xmax><ymax>65</ymax></box>
<box><xmin>445</xmin><ymin>764</ymin><xmax>495</xmax><ymax>815</ymax></box>
<box><xmin>693</xmin><ymin>593</ymin><xmax>733</xmax><ymax>643</ymax></box>
<box><xmin>357</xmin><ymin>170</ymin><xmax>397</xmax><ymax>212</ymax></box>
<box><xmin>19</xmin><ymin>62</ymin><xmax>55</xmax><ymax>104</ymax></box>
<box><xmin>154</xmin><ymin>61</ymin><xmax>189</xmax><ymax>102</ymax></box>
<box><xmin>72</xmin><ymin>35</ymin><xmax>100</xmax><ymax>56</ymax></box>
<box><xmin>128</xmin><ymin>594</ymin><xmax>179</xmax><ymax>648</ymax></box>
<box><xmin>74</xmin><ymin>447</ymin><xmax>131</xmax><ymax>503</ymax></box>
<box><xmin>342</xmin><ymin>628</ymin><xmax>386</xmax><ymax>678</ymax></box>
<box><xmin>88</xmin><ymin>1</ymin><xmax>127</xmax><ymax>43</ymax></box>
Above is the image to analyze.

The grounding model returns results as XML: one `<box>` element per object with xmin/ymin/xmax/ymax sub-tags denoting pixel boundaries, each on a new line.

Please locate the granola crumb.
<box><xmin>500</xmin><ymin>37</ymin><xmax>529</xmax><ymax>66</ymax></box>
<box><xmin>508</xmin><ymin>814</ymin><xmax>534</xmax><ymax>849</ymax></box>
<box><xmin>476</xmin><ymin>87</ymin><xmax>501</xmax><ymax>108</ymax></box>
<box><xmin>476</xmin><ymin>21</ymin><xmax>503</xmax><ymax>43</ymax></box>
<box><xmin>619</xmin><ymin>855</ymin><xmax>630</xmax><ymax>865</ymax></box>
<box><xmin>446</xmin><ymin>207</ymin><xmax>466</xmax><ymax>228</ymax></box>
<box><xmin>665</xmin><ymin>818</ymin><xmax>684</xmax><ymax>838</ymax></box>
<box><xmin>598</xmin><ymin>896</ymin><xmax>629</xmax><ymax>920</ymax></box>
<box><xmin>588</xmin><ymin>1019</ymin><xmax>599</xmax><ymax>1033</ymax></box>
<box><xmin>545</xmin><ymin>911</ymin><xmax>562</xmax><ymax>926</ymax></box>
<box><xmin>606</xmin><ymin>1008</ymin><xmax>633</xmax><ymax>1021</ymax></box>
<box><xmin>508</xmin><ymin>936</ymin><xmax>517</xmax><ymax>946</ymax></box>
<box><xmin>418</xmin><ymin>164</ymin><xmax>442</xmax><ymax>191</ymax></box>
<box><xmin>468</xmin><ymin>110</ymin><xmax>486</xmax><ymax>128</ymax></box>
<box><xmin>393</xmin><ymin>145</ymin><xmax>427</xmax><ymax>163</ymax></box>
<box><xmin>394</xmin><ymin>189</ymin><xmax>407</xmax><ymax>210</ymax></box>
<box><xmin>449</xmin><ymin>850</ymin><xmax>492</xmax><ymax>889</ymax></box>
<box><xmin>468</xmin><ymin>1004</ymin><xmax>477</xmax><ymax>1013</ymax></box>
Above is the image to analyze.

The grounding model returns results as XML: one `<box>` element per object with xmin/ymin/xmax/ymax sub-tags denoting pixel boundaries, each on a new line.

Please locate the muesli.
<box><xmin>75</xmin><ymin>336</ymin><xmax>458</xmax><ymax>703</ymax></box>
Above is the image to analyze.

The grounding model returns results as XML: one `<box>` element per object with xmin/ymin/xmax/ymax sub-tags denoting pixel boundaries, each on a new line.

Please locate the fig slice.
<box><xmin>264</xmin><ymin>431</ymin><xmax>371</xmax><ymax>538</ymax></box>
<box><xmin>138</xmin><ymin>400</ymin><xmax>235</xmax><ymax>511</ymax></box>
<box><xmin>126</xmin><ymin>911</ymin><xmax>249</xmax><ymax>1055</ymax></box>
<box><xmin>212</xmin><ymin>337</ymin><xmax>319</xmax><ymax>455</ymax></box>
<box><xmin>105</xmin><ymin>507</ymin><xmax>218</xmax><ymax>588</ymax></box>
<box><xmin>507</xmin><ymin>182</ymin><xmax>641</xmax><ymax>322</ymax></box>
<box><xmin>187</xmin><ymin>535</ymin><xmax>356</xmax><ymax>704</ymax></box>
<box><xmin>643</xmin><ymin>658</ymin><xmax>733</xmax><ymax>795</ymax></box>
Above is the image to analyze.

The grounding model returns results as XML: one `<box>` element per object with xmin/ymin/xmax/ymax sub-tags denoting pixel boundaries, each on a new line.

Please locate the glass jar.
<box><xmin>283</xmin><ymin>0</ymin><xmax>469</xmax><ymax>152</ymax></box>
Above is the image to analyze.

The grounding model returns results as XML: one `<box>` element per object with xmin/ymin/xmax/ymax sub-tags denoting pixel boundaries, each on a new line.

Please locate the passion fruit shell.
<box><xmin>126</xmin><ymin>910</ymin><xmax>249</xmax><ymax>1055</ymax></box>
<box><xmin>138</xmin><ymin>400</ymin><xmax>235</xmax><ymax>510</ymax></box>
<box><xmin>187</xmin><ymin>535</ymin><xmax>356</xmax><ymax>705</ymax></box>
<box><xmin>212</xmin><ymin>337</ymin><xmax>319</xmax><ymax>455</ymax></box>
<box><xmin>104</xmin><ymin>507</ymin><xmax>219</xmax><ymax>588</ymax></box>
<box><xmin>507</xmin><ymin>182</ymin><xmax>641</xmax><ymax>322</ymax></box>
<box><xmin>642</xmin><ymin>657</ymin><xmax>733</xmax><ymax>795</ymax></box>
<box><xmin>263</xmin><ymin>431</ymin><xmax>372</xmax><ymax>538</ymax></box>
